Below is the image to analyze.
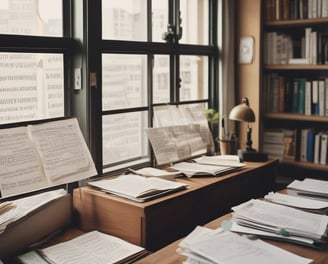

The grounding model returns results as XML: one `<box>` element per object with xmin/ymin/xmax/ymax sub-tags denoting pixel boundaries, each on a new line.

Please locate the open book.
<box><xmin>88</xmin><ymin>174</ymin><xmax>188</xmax><ymax>202</ymax></box>
<box><xmin>38</xmin><ymin>230</ymin><xmax>149</xmax><ymax>264</ymax></box>
<box><xmin>0</xmin><ymin>118</ymin><xmax>97</xmax><ymax>198</ymax></box>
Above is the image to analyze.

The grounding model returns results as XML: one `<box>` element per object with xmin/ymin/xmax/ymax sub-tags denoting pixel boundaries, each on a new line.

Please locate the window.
<box><xmin>88</xmin><ymin>0</ymin><xmax>219</xmax><ymax>174</ymax></box>
<box><xmin>0</xmin><ymin>0</ymin><xmax>74</xmax><ymax>125</ymax></box>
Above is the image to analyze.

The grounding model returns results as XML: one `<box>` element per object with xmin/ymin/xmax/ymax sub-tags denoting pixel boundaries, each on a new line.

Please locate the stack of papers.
<box><xmin>230</xmin><ymin>199</ymin><xmax>328</xmax><ymax>247</ymax></box>
<box><xmin>193</xmin><ymin>155</ymin><xmax>245</xmax><ymax>167</ymax></box>
<box><xmin>287</xmin><ymin>178</ymin><xmax>328</xmax><ymax>199</ymax></box>
<box><xmin>264</xmin><ymin>192</ymin><xmax>328</xmax><ymax>214</ymax></box>
<box><xmin>0</xmin><ymin>189</ymin><xmax>67</xmax><ymax>234</ymax></box>
<box><xmin>128</xmin><ymin>167</ymin><xmax>182</xmax><ymax>180</ymax></box>
<box><xmin>88</xmin><ymin>174</ymin><xmax>188</xmax><ymax>202</ymax></box>
<box><xmin>170</xmin><ymin>161</ymin><xmax>242</xmax><ymax>178</ymax></box>
<box><xmin>177</xmin><ymin>226</ymin><xmax>313</xmax><ymax>264</ymax></box>
<box><xmin>39</xmin><ymin>230</ymin><xmax>148</xmax><ymax>264</ymax></box>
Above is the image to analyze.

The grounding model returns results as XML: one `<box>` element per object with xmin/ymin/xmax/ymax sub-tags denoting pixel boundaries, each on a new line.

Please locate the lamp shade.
<box><xmin>229</xmin><ymin>97</ymin><xmax>255</xmax><ymax>123</ymax></box>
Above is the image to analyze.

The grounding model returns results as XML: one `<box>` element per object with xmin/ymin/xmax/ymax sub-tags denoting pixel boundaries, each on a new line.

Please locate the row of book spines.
<box><xmin>300</xmin><ymin>128</ymin><xmax>328</xmax><ymax>164</ymax></box>
<box><xmin>265</xmin><ymin>0</ymin><xmax>328</xmax><ymax>21</ymax></box>
<box><xmin>263</xmin><ymin>128</ymin><xmax>328</xmax><ymax>165</ymax></box>
<box><xmin>264</xmin><ymin>74</ymin><xmax>328</xmax><ymax>115</ymax></box>
<box><xmin>263</xmin><ymin>30</ymin><xmax>328</xmax><ymax>65</ymax></box>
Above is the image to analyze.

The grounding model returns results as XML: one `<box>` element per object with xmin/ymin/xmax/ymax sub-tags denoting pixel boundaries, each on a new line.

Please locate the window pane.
<box><xmin>0</xmin><ymin>0</ymin><xmax>63</xmax><ymax>37</ymax></box>
<box><xmin>102</xmin><ymin>54</ymin><xmax>148</xmax><ymax>111</ymax></box>
<box><xmin>102</xmin><ymin>111</ymin><xmax>149</xmax><ymax>166</ymax></box>
<box><xmin>0</xmin><ymin>53</ymin><xmax>64</xmax><ymax>124</ymax></box>
<box><xmin>153</xmin><ymin>55</ymin><xmax>170</xmax><ymax>103</ymax></box>
<box><xmin>180</xmin><ymin>55</ymin><xmax>208</xmax><ymax>101</ymax></box>
<box><xmin>180</xmin><ymin>0</ymin><xmax>208</xmax><ymax>45</ymax></box>
<box><xmin>152</xmin><ymin>1</ymin><xmax>168</xmax><ymax>43</ymax></box>
<box><xmin>102</xmin><ymin>0</ymin><xmax>147</xmax><ymax>41</ymax></box>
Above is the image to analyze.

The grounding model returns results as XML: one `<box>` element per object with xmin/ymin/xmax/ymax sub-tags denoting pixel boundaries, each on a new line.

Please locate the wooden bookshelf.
<box><xmin>260</xmin><ymin>0</ymin><xmax>328</xmax><ymax>178</ymax></box>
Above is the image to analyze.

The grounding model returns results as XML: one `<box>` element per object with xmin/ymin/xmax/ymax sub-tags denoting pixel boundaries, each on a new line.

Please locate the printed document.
<box><xmin>88</xmin><ymin>174</ymin><xmax>188</xmax><ymax>202</ymax></box>
<box><xmin>40</xmin><ymin>230</ymin><xmax>148</xmax><ymax>264</ymax></box>
<box><xmin>177</xmin><ymin>226</ymin><xmax>313</xmax><ymax>264</ymax></box>
<box><xmin>0</xmin><ymin>118</ymin><xmax>97</xmax><ymax>198</ymax></box>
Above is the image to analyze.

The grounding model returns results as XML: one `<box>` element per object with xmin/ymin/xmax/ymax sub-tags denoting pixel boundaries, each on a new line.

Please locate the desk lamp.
<box><xmin>229</xmin><ymin>97</ymin><xmax>268</xmax><ymax>162</ymax></box>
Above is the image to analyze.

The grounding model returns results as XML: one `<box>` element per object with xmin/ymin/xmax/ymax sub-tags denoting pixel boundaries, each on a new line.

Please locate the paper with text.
<box><xmin>40</xmin><ymin>230</ymin><xmax>146</xmax><ymax>264</ymax></box>
<box><xmin>177</xmin><ymin>226</ymin><xmax>313</xmax><ymax>264</ymax></box>
<box><xmin>0</xmin><ymin>118</ymin><xmax>97</xmax><ymax>198</ymax></box>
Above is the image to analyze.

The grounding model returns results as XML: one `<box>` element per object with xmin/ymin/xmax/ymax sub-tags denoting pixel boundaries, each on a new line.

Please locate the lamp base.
<box><xmin>237</xmin><ymin>149</ymin><xmax>268</xmax><ymax>162</ymax></box>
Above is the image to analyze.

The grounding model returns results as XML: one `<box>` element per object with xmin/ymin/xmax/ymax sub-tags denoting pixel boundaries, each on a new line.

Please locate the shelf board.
<box><xmin>264</xmin><ymin>18</ymin><xmax>328</xmax><ymax>27</ymax></box>
<box><xmin>281</xmin><ymin>159</ymin><xmax>328</xmax><ymax>172</ymax></box>
<box><xmin>264</xmin><ymin>64</ymin><xmax>328</xmax><ymax>70</ymax></box>
<box><xmin>264</xmin><ymin>112</ymin><xmax>328</xmax><ymax>122</ymax></box>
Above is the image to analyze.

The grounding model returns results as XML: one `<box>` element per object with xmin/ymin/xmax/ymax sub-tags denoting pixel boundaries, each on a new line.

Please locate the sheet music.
<box><xmin>0</xmin><ymin>126</ymin><xmax>48</xmax><ymax>197</ymax></box>
<box><xmin>40</xmin><ymin>231</ymin><xmax>145</xmax><ymax>264</ymax></box>
<box><xmin>145</xmin><ymin>124</ymin><xmax>207</xmax><ymax>165</ymax></box>
<box><xmin>29</xmin><ymin>118</ymin><xmax>97</xmax><ymax>183</ymax></box>
<box><xmin>0</xmin><ymin>118</ymin><xmax>97</xmax><ymax>198</ymax></box>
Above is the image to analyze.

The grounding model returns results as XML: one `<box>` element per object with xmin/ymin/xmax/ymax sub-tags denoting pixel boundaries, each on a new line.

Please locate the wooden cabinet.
<box><xmin>73</xmin><ymin>160</ymin><xmax>277</xmax><ymax>251</ymax></box>
<box><xmin>260</xmin><ymin>1</ymin><xmax>328</xmax><ymax>180</ymax></box>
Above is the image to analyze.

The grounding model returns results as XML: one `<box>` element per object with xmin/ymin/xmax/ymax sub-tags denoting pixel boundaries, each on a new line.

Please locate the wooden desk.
<box><xmin>73</xmin><ymin>159</ymin><xmax>278</xmax><ymax>251</ymax></box>
<box><xmin>135</xmin><ymin>213</ymin><xmax>328</xmax><ymax>264</ymax></box>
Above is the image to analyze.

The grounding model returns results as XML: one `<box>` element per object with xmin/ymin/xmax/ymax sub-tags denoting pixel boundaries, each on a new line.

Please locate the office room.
<box><xmin>0</xmin><ymin>0</ymin><xmax>327</xmax><ymax>263</ymax></box>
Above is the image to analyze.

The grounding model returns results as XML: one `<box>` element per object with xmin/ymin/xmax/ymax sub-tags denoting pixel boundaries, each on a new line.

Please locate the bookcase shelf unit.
<box><xmin>260</xmin><ymin>1</ymin><xmax>328</xmax><ymax>180</ymax></box>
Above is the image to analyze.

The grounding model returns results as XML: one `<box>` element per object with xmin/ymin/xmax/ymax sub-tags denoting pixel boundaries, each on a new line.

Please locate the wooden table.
<box><xmin>73</xmin><ymin>160</ymin><xmax>278</xmax><ymax>251</ymax></box>
<box><xmin>135</xmin><ymin>213</ymin><xmax>328</xmax><ymax>264</ymax></box>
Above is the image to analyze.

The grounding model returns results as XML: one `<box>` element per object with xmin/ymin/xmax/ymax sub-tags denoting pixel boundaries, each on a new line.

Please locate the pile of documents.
<box><xmin>88</xmin><ymin>174</ymin><xmax>188</xmax><ymax>202</ymax></box>
<box><xmin>287</xmin><ymin>178</ymin><xmax>328</xmax><ymax>199</ymax></box>
<box><xmin>229</xmin><ymin>198</ymin><xmax>328</xmax><ymax>248</ymax></box>
<box><xmin>18</xmin><ymin>231</ymin><xmax>148</xmax><ymax>264</ymax></box>
<box><xmin>169</xmin><ymin>155</ymin><xmax>245</xmax><ymax>177</ymax></box>
<box><xmin>177</xmin><ymin>226</ymin><xmax>313</xmax><ymax>264</ymax></box>
<box><xmin>0</xmin><ymin>189</ymin><xmax>67</xmax><ymax>234</ymax></box>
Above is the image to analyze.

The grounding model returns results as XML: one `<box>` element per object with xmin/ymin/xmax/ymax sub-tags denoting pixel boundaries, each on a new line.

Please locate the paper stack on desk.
<box><xmin>39</xmin><ymin>230</ymin><xmax>148</xmax><ymax>264</ymax></box>
<box><xmin>177</xmin><ymin>226</ymin><xmax>313</xmax><ymax>264</ymax></box>
<box><xmin>87</xmin><ymin>174</ymin><xmax>188</xmax><ymax>202</ymax></box>
<box><xmin>287</xmin><ymin>178</ymin><xmax>328</xmax><ymax>199</ymax></box>
<box><xmin>229</xmin><ymin>199</ymin><xmax>328</xmax><ymax>248</ymax></box>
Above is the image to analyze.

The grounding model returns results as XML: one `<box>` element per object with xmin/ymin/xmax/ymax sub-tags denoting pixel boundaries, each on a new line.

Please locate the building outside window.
<box><xmin>90</xmin><ymin>0</ymin><xmax>219</xmax><ymax>174</ymax></box>
<box><xmin>0</xmin><ymin>0</ymin><xmax>72</xmax><ymax>125</ymax></box>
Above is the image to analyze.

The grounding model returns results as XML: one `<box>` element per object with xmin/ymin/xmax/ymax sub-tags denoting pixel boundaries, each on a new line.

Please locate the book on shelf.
<box><xmin>38</xmin><ymin>230</ymin><xmax>149</xmax><ymax>264</ymax></box>
<box><xmin>320</xmin><ymin>132</ymin><xmax>328</xmax><ymax>165</ymax></box>
<box><xmin>263</xmin><ymin>129</ymin><xmax>296</xmax><ymax>160</ymax></box>
<box><xmin>87</xmin><ymin>174</ymin><xmax>188</xmax><ymax>202</ymax></box>
<box><xmin>0</xmin><ymin>118</ymin><xmax>97</xmax><ymax>199</ymax></box>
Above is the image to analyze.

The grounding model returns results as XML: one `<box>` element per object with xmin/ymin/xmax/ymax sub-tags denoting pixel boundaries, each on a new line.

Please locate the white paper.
<box><xmin>88</xmin><ymin>174</ymin><xmax>188</xmax><ymax>202</ymax></box>
<box><xmin>265</xmin><ymin>192</ymin><xmax>328</xmax><ymax>210</ymax></box>
<box><xmin>170</xmin><ymin>161</ymin><xmax>237</xmax><ymax>177</ymax></box>
<box><xmin>0</xmin><ymin>118</ymin><xmax>97</xmax><ymax>198</ymax></box>
<box><xmin>0</xmin><ymin>127</ymin><xmax>48</xmax><ymax>197</ymax></box>
<box><xmin>193</xmin><ymin>155</ymin><xmax>245</xmax><ymax>167</ymax></box>
<box><xmin>232</xmin><ymin>199</ymin><xmax>328</xmax><ymax>241</ymax></box>
<box><xmin>41</xmin><ymin>231</ymin><xmax>145</xmax><ymax>264</ymax></box>
<box><xmin>0</xmin><ymin>189</ymin><xmax>67</xmax><ymax>234</ymax></box>
<box><xmin>145</xmin><ymin>124</ymin><xmax>207</xmax><ymax>165</ymax></box>
<box><xmin>287</xmin><ymin>178</ymin><xmax>328</xmax><ymax>197</ymax></box>
<box><xmin>178</xmin><ymin>227</ymin><xmax>313</xmax><ymax>264</ymax></box>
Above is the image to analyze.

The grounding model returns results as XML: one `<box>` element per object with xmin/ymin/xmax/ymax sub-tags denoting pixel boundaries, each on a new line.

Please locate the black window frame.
<box><xmin>87</xmin><ymin>0</ymin><xmax>220</xmax><ymax>176</ymax></box>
